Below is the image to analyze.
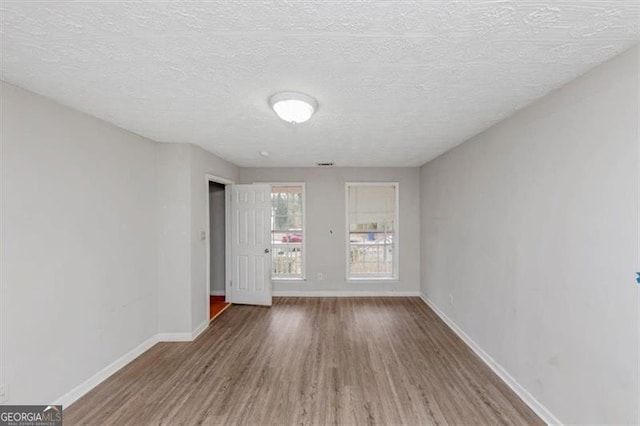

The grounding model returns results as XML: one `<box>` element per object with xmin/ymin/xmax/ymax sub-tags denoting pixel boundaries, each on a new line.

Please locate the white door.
<box><xmin>230</xmin><ymin>184</ymin><xmax>272</xmax><ymax>306</ymax></box>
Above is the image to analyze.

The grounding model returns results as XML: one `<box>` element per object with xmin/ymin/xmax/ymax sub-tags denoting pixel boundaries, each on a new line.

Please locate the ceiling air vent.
<box><xmin>316</xmin><ymin>162</ymin><xmax>334</xmax><ymax>167</ymax></box>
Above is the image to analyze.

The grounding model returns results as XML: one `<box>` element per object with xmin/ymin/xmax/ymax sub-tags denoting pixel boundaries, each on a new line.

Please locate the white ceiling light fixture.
<box><xmin>269</xmin><ymin>92</ymin><xmax>318</xmax><ymax>124</ymax></box>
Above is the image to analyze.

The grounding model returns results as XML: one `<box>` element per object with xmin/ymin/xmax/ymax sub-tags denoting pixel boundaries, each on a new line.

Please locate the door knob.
<box><xmin>264</xmin><ymin>248</ymin><xmax>270</xmax><ymax>254</ymax></box>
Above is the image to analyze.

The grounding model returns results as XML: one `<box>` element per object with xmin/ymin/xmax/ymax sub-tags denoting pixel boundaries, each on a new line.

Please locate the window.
<box><xmin>346</xmin><ymin>183</ymin><xmax>398</xmax><ymax>280</ymax></box>
<box><xmin>270</xmin><ymin>184</ymin><xmax>305</xmax><ymax>279</ymax></box>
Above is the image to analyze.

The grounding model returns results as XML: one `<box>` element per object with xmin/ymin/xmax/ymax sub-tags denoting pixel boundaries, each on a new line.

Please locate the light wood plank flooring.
<box><xmin>65</xmin><ymin>297</ymin><xmax>542</xmax><ymax>425</ymax></box>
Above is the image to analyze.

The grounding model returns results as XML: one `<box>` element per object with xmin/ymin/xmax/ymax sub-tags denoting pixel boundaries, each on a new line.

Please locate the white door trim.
<box><xmin>205</xmin><ymin>174</ymin><xmax>234</xmax><ymax>317</ymax></box>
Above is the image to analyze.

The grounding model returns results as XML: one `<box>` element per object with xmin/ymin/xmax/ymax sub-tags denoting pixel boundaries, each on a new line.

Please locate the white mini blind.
<box><xmin>348</xmin><ymin>185</ymin><xmax>396</xmax><ymax>230</ymax></box>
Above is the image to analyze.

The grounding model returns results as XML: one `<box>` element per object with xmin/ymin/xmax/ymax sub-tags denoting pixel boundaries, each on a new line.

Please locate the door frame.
<box><xmin>205</xmin><ymin>174</ymin><xmax>234</xmax><ymax>314</ymax></box>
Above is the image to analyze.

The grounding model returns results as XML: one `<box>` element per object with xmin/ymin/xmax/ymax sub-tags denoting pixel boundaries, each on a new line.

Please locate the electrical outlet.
<box><xmin>317</xmin><ymin>273</ymin><xmax>324</xmax><ymax>281</ymax></box>
<box><xmin>0</xmin><ymin>384</ymin><xmax>9</xmax><ymax>403</ymax></box>
<box><xmin>449</xmin><ymin>294</ymin><xmax>454</xmax><ymax>306</ymax></box>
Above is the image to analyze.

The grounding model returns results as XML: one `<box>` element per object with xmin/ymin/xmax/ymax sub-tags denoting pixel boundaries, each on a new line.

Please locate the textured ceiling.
<box><xmin>1</xmin><ymin>1</ymin><xmax>638</xmax><ymax>167</ymax></box>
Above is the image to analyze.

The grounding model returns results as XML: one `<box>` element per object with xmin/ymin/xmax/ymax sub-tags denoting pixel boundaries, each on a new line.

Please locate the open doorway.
<box><xmin>208</xmin><ymin>179</ymin><xmax>230</xmax><ymax>321</ymax></box>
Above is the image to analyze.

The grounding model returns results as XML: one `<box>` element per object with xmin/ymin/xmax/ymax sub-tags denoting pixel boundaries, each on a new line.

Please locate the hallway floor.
<box><xmin>210</xmin><ymin>295</ymin><xmax>229</xmax><ymax>320</ymax></box>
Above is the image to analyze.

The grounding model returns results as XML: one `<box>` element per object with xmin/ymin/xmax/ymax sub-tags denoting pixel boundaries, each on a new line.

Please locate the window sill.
<box><xmin>347</xmin><ymin>277</ymin><xmax>398</xmax><ymax>282</ymax></box>
<box><xmin>272</xmin><ymin>277</ymin><xmax>306</xmax><ymax>282</ymax></box>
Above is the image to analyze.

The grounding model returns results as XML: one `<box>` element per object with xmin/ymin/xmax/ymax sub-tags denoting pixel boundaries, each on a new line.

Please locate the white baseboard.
<box><xmin>157</xmin><ymin>320</ymin><xmax>209</xmax><ymax>342</ymax></box>
<box><xmin>190</xmin><ymin>320</ymin><xmax>209</xmax><ymax>340</ymax></box>
<box><xmin>54</xmin><ymin>335</ymin><xmax>159</xmax><ymax>407</ymax></box>
<box><xmin>156</xmin><ymin>332</ymin><xmax>193</xmax><ymax>342</ymax></box>
<box><xmin>419</xmin><ymin>293</ymin><xmax>561</xmax><ymax>425</ymax></box>
<box><xmin>210</xmin><ymin>290</ymin><xmax>225</xmax><ymax>296</ymax></box>
<box><xmin>59</xmin><ymin>321</ymin><xmax>210</xmax><ymax>407</ymax></box>
<box><xmin>273</xmin><ymin>290</ymin><xmax>420</xmax><ymax>297</ymax></box>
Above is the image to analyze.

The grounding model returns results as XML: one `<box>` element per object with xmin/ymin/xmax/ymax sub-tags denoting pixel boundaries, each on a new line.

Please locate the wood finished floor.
<box><xmin>65</xmin><ymin>298</ymin><xmax>542</xmax><ymax>425</ymax></box>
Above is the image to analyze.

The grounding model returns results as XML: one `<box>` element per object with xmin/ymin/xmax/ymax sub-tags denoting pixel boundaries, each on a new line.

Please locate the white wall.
<box><xmin>239</xmin><ymin>167</ymin><xmax>421</xmax><ymax>295</ymax></box>
<box><xmin>1</xmin><ymin>81</ymin><xmax>240</xmax><ymax>403</ymax></box>
<box><xmin>420</xmin><ymin>46</ymin><xmax>639</xmax><ymax>424</ymax></box>
<box><xmin>189</xmin><ymin>145</ymin><xmax>238</xmax><ymax>328</ymax></box>
<box><xmin>1</xmin><ymin>82</ymin><xmax>159</xmax><ymax>404</ymax></box>
<box><xmin>156</xmin><ymin>144</ymin><xmax>238</xmax><ymax>335</ymax></box>
<box><xmin>157</xmin><ymin>143</ymin><xmax>191</xmax><ymax>333</ymax></box>
<box><xmin>209</xmin><ymin>182</ymin><xmax>226</xmax><ymax>295</ymax></box>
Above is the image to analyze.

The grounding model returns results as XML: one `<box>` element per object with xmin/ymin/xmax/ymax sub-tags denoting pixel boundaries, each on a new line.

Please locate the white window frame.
<box><xmin>345</xmin><ymin>182</ymin><xmax>399</xmax><ymax>281</ymax></box>
<box><xmin>262</xmin><ymin>182</ymin><xmax>306</xmax><ymax>281</ymax></box>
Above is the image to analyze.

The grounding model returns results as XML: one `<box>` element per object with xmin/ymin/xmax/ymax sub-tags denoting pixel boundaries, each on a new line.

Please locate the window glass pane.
<box><xmin>347</xmin><ymin>184</ymin><xmax>396</xmax><ymax>279</ymax></box>
<box><xmin>271</xmin><ymin>185</ymin><xmax>304</xmax><ymax>278</ymax></box>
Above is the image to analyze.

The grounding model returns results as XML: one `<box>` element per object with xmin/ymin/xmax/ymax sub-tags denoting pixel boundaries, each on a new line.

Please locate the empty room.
<box><xmin>1</xmin><ymin>1</ymin><xmax>638</xmax><ymax>425</ymax></box>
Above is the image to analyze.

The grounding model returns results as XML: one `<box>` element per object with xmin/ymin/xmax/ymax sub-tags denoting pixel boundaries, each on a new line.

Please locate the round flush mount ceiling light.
<box><xmin>269</xmin><ymin>92</ymin><xmax>318</xmax><ymax>124</ymax></box>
